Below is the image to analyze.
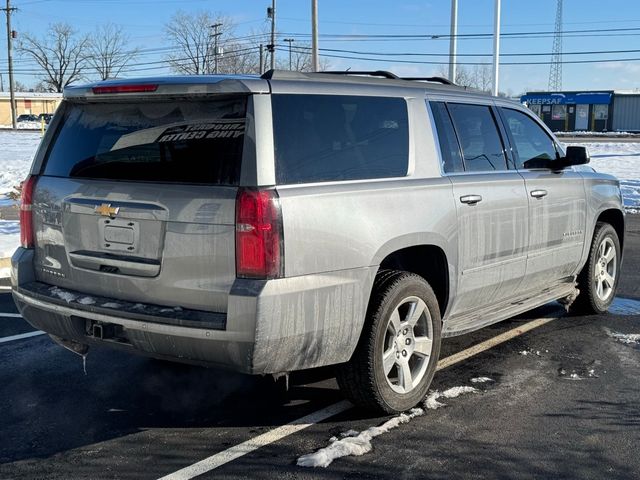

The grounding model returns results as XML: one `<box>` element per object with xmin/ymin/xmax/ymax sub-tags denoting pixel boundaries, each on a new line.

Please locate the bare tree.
<box><xmin>18</xmin><ymin>23</ymin><xmax>89</xmax><ymax>92</ymax></box>
<box><xmin>164</xmin><ymin>11</ymin><xmax>239</xmax><ymax>74</ymax></box>
<box><xmin>470</xmin><ymin>64</ymin><xmax>492</xmax><ymax>93</ymax></box>
<box><xmin>87</xmin><ymin>23</ymin><xmax>138</xmax><ymax>80</ymax></box>
<box><xmin>275</xmin><ymin>42</ymin><xmax>330</xmax><ymax>72</ymax></box>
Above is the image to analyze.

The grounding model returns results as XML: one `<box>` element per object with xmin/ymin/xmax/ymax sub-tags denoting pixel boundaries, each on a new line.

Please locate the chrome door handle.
<box><xmin>530</xmin><ymin>189</ymin><xmax>548</xmax><ymax>199</ymax></box>
<box><xmin>460</xmin><ymin>194</ymin><xmax>483</xmax><ymax>205</ymax></box>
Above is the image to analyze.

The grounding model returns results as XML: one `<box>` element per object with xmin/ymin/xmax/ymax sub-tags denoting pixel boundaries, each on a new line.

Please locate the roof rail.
<box><xmin>316</xmin><ymin>70</ymin><xmax>400</xmax><ymax>80</ymax></box>
<box><xmin>401</xmin><ymin>76</ymin><xmax>455</xmax><ymax>85</ymax></box>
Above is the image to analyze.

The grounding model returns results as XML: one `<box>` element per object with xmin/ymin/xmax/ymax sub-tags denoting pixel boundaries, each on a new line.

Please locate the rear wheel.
<box><xmin>337</xmin><ymin>271</ymin><xmax>441</xmax><ymax>414</ymax></box>
<box><xmin>571</xmin><ymin>222</ymin><xmax>621</xmax><ymax>314</ymax></box>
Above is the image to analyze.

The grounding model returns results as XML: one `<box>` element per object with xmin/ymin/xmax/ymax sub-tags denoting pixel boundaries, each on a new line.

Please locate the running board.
<box><xmin>442</xmin><ymin>282</ymin><xmax>576</xmax><ymax>338</ymax></box>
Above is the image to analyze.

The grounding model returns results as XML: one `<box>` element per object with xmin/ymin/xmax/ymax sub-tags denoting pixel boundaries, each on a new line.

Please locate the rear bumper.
<box><xmin>11</xmin><ymin>248</ymin><xmax>375</xmax><ymax>374</ymax></box>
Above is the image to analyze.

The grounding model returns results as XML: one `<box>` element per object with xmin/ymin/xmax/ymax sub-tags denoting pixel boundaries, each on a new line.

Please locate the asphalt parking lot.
<box><xmin>1</xmin><ymin>215</ymin><xmax>639</xmax><ymax>480</ymax></box>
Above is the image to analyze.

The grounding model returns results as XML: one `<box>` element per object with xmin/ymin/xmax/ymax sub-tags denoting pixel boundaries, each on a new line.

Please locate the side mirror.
<box><xmin>561</xmin><ymin>145</ymin><xmax>590</xmax><ymax>167</ymax></box>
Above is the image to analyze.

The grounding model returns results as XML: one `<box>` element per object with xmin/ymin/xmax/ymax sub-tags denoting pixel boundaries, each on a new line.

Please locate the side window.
<box><xmin>271</xmin><ymin>94</ymin><xmax>409</xmax><ymax>184</ymax></box>
<box><xmin>501</xmin><ymin>108</ymin><xmax>558</xmax><ymax>169</ymax></box>
<box><xmin>430</xmin><ymin>101</ymin><xmax>464</xmax><ymax>173</ymax></box>
<box><xmin>447</xmin><ymin>103</ymin><xmax>507</xmax><ymax>172</ymax></box>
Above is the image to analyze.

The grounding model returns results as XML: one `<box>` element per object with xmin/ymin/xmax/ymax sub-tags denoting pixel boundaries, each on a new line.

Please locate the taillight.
<box><xmin>235</xmin><ymin>188</ymin><xmax>283</xmax><ymax>279</ymax></box>
<box><xmin>92</xmin><ymin>84</ymin><xmax>158</xmax><ymax>94</ymax></box>
<box><xmin>20</xmin><ymin>175</ymin><xmax>38</xmax><ymax>248</ymax></box>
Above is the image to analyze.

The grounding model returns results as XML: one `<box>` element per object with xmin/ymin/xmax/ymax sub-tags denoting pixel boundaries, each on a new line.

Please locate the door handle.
<box><xmin>460</xmin><ymin>194</ymin><xmax>483</xmax><ymax>205</ymax></box>
<box><xmin>530</xmin><ymin>189</ymin><xmax>548</xmax><ymax>199</ymax></box>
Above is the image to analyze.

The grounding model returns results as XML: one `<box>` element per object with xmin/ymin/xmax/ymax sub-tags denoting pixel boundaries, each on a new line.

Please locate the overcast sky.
<box><xmin>3</xmin><ymin>0</ymin><xmax>640</xmax><ymax>94</ymax></box>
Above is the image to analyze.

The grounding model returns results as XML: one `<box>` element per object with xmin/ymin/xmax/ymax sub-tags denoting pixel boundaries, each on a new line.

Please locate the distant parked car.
<box><xmin>16</xmin><ymin>114</ymin><xmax>38</xmax><ymax>123</ymax></box>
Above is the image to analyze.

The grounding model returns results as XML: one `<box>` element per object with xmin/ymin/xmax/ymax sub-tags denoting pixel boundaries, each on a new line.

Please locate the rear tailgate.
<box><xmin>31</xmin><ymin>95</ymin><xmax>249</xmax><ymax>313</ymax></box>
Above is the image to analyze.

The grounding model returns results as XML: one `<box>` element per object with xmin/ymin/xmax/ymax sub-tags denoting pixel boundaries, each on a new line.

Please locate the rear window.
<box><xmin>272</xmin><ymin>94</ymin><xmax>409</xmax><ymax>184</ymax></box>
<box><xmin>43</xmin><ymin>97</ymin><xmax>247</xmax><ymax>185</ymax></box>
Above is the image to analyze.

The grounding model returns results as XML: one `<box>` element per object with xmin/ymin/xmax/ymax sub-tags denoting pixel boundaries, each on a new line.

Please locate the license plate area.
<box><xmin>99</xmin><ymin>218</ymin><xmax>140</xmax><ymax>252</ymax></box>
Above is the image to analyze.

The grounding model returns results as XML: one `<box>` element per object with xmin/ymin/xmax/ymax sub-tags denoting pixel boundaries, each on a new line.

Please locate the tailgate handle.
<box><xmin>69</xmin><ymin>251</ymin><xmax>160</xmax><ymax>278</ymax></box>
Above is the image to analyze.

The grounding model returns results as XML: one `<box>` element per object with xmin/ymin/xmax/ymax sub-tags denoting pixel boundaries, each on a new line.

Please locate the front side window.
<box><xmin>501</xmin><ymin>108</ymin><xmax>558</xmax><ymax>169</ymax></box>
<box><xmin>271</xmin><ymin>94</ymin><xmax>409</xmax><ymax>184</ymax></box>
<box><xmin>447</xmin><ymin>103</ymin><xmax>507</xmax><ymax>172</ymax></box>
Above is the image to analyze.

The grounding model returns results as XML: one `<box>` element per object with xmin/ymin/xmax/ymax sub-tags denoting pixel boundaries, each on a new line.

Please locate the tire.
<box><xmin>571</xmin><ymin>222</ymin><xmax>621</xmax><ymax>315</ymax></box>
<box><xmin>336</xmin><ymin>270</ymin><xmax>442</xmax><ymax>414</ymax></box>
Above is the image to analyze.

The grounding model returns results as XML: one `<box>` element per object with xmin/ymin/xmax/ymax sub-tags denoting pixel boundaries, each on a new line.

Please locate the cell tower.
<box><xmin>548</xmin><ymin>0</ymin><xmax>563</xmax><ymax>91</ymax></box>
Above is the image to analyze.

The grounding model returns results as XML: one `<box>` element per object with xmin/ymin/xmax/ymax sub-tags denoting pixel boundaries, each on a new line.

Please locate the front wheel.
<box><xmin>572</xmin><ymin>222</ymin><xmax>621</xmax><ymax>314</ymax></box>
<box><xmin>336</xmin><ymin>271</ymin><xmax>442</xmax><ymax>414</ymax></box>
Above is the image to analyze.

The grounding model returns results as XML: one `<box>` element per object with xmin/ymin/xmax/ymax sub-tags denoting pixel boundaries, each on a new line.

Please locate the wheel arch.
<box><xmin>596</xmin><ymin>208</ymin><xmax>625</xmax><ymax>252</ymax></box>
<box><xmin>372</xmin><ymin>235</ymin><xmax>455</xmax><ymax>319</ymax></box>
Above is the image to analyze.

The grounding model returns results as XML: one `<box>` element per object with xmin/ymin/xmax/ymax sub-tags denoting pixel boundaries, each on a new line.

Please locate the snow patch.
<box><xmin>77</xmin><ymin>296</ymin><xmax>96</xmax><ymax>305</ymax></box>
<box><xmin>50</xmin><ymin>286</ymin><xmax>77</xmax><ymax>303</ymax></box>
<box><xmin>101</xmin><ymin>302</ymin><xmax>122</xmax><ymax>308</ymax></box>
<box><xmin>0</xmin><ymin>220</ymin><xmax>20</xmax><ymax>260</ymax></box>
<box><xmin>297</xmin><ymin>408</ymin><xmax>425</xmax><ymax>468</ymax></box>
<box><xmin>297</xmin><ymin>386</ymin><xmax>477</xmax><ymax>468</ymax></box>
<box><xmin>607</xmin><ymin>331</ymin><xmax>640</xmax><ymax>345</ymax></box>
<box><xmin>470</xmin><ymin>377</ymin><xmax>494</xmax><ymax>384</ymax></box>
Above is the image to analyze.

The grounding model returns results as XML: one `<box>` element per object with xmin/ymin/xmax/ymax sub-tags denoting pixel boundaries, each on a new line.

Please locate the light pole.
<box><xmin>311</xmin><ymin>0</ymin><xmax>319</xmax><ymax>71</ymax></box>
<box><xmin>492</xmin><ymin>0</ymin><xmax>501</xmax><ymax>96</ymax></box>
<box><xmin>448</xmin><ymin>0</ymin><xmax>458</xmax><ymax>83</ymax></box>
<box><xmin>284</xmin><ymin>38</ymin><xmax>295</xmax><ymax>70</ymax></box>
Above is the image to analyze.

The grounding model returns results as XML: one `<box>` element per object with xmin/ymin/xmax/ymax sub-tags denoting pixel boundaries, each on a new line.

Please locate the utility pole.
<box><xmin>491</xmin><ymin>0</ymin><xmax>501</xmax><ymax>96</ymax></box>
<box><xmin>268</xmin><ymin>0</ymin><xmax>276</xmax><ymax>70</ymax></box>
<box><xmin>0</xmin><ymin>72</ymin><xmax>4</xmax><ymax>92</ymax></box>
<box><xmin>210</xmin><ymin>23</ymin><xmax>222</xmax><ymax>74</ymax></box>
<box><xmin>448</xmin><ymin>0</ymin><xmax>458</xmax><ymax>83</ymax></box>
<box><xmin>284</xmin><ymin>38</ymin><xmax>294</xmax><ymax>70</ymax></box>
<box><xmin>2</xmin><ymin>0</ymin><xmax>17</xmax><ymax>129</ymax></box>
<box><xmin>311</xmin><ymin>0</ymin><xmax>319</xmax><ymax>71</ymax></box>
<box><xmin>259</xmin><ymin>43</ymin><xmax>264</xmax><ymax>74</ymax></box>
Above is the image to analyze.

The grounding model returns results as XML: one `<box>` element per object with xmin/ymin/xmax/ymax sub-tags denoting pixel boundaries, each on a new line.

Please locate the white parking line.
<box><xmin>0</xmin><ymin>330</ymin><xmax>45</xmax><ymax>344</ymax></box>
<box><xmin>158</xmin><ymin>314</ymin><xmax>559</xmax><ymax>479</ymax></box>
<box><xmin>0</xmin><ymin>313</ymin><xmax>22</xmax><ymax>318</ymax></box>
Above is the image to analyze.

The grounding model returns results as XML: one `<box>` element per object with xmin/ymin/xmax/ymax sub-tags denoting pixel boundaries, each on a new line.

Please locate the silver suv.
<box><xmin>11</xmin><ymin>71</ymin><xmax>625</xmax><ymax>413</ymax></box>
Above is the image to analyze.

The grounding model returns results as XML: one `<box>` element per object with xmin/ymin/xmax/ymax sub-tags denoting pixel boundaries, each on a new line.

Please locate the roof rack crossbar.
<box><xmin>401</xmin><ymin>76</ymin><xmax>454</xmax><ymax>85</ymax></box>
<box><xmin>317</xmin><ymin>70</ymin><xmax>400</xmax><ymax>80</ymax></box>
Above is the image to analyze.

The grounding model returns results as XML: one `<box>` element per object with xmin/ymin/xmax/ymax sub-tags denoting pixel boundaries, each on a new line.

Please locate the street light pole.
<box><xmin>311</xmin><ymin>0</ymin><xmax>319</xmax><ymax>71</ymax></box>
<box><xmin>284</xmin><ymin>38</ymin><xmax>295</xmax><ymax>70</ymax></box>
<box><xmin>448</xmin><ymin>0</ymin><xmax>458</xmax><ymax>83</ymax></box>
<box><xmin>492</xmin><ymin>0</ymin><xmax>501</xmax><ymax>96</ymax></box>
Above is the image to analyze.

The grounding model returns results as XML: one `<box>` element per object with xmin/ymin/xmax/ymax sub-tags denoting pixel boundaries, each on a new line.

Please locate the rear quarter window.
<box><xmin>272</xmin><ymin>94</ymin><xmax>409</xmax><ymax>184</ymax></box>
<box><xmin>43</xmin><ymin>96</ymin><xmax>247</xmax><ymax>185</ymax></box>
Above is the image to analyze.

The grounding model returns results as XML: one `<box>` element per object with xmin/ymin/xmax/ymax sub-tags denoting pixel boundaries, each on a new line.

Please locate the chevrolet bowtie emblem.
<box><xmin>95</xmin><ymin>203</ymin><xmax>119</xmax><ymax>217</ymax></box>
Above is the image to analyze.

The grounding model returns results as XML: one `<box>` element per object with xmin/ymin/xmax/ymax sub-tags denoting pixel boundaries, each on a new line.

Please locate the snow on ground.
<box><xmin>0</xmin><ymin>131</ymin><xmax>42</xmax><ymax>196</ymax></box>
<box><xmin>579</xmin><ymin>142</ymin><xmax>640</xmax><ymax>211</ymax></box>
<box><xmin>297</xmin><ymin>386</ymin><xmax>478</xmax><ymax>468</ymax></box>
<box><xmin>0</xmin><ymin>220</ymin><xmax>19</xmax><ymax>258</ymax></box>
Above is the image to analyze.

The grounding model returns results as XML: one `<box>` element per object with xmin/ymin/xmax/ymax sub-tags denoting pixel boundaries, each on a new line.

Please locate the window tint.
<box><xmin>501</xmin><ymin>108</ymin><xmax>558</xmax><ymax>169</ymax></box>
<box><xmin>447</xmin><ymin>103</ymin><xmax>507</xmax><ymax>172</ymax></box>
<box><xmin>272</xmin><ymin>94</ymin><xmax>409</xmax><ymax>184</ymax></box>
<box><xmin>430</xmin><ymin>101</ymin><xmax>464</xmax><ymax>173</ymax></box>
<box><xmin>44</xmin><ymin>97</ymin><xmax>247</xmax><ymax>185</ymax></box>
